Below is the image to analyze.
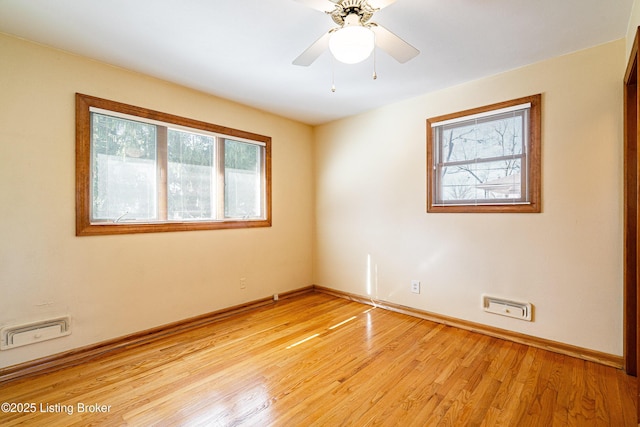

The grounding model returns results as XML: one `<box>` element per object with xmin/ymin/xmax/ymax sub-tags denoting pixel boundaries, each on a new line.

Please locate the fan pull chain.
<box><xmin>372</xmin><ymin>47</ymin><xmax>377</xmax><ymax>80</ymax></box>
<box><xmin>331</xmin><ymin>56</ymin><xmax>336</xmax><ymax>92</ymax></box>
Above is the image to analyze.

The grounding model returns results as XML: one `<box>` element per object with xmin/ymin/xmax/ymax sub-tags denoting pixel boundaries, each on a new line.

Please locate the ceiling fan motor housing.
<box><xmin>330</xmin><ymin>0</ymin><xmax>376</xmax><ymax>26</ymax></box>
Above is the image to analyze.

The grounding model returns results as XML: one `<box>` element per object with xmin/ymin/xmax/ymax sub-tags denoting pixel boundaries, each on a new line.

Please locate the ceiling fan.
<box><xmin>293</xmin><ymin>0</ymin><xmax>419</xmax><ymax>66</ymax></box>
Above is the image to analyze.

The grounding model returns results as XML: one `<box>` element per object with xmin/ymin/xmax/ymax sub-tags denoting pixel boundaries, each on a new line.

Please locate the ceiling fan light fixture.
<box><xmin>329</xmin><ymin>24</ymin><xmax>375</xmax><ymax>64</ymax></box>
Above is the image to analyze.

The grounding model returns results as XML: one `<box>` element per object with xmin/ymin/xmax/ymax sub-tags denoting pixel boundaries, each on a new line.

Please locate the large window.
<box><xmin>426</xmin><ymin>94</ymin><xmax>541</xmax><ymax>213</ymax></box>
<box><xmin>76</xmin><ymin>93</ymin><xmax>271</xmax><ymax>235</ymax></box>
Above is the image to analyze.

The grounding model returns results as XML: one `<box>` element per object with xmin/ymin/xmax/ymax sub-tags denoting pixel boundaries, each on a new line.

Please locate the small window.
<box><xmin>76</xmin><ymin>93</ymin><xmax>271</xmax><ymax>235</ymax></box>
<box><xmin>426</xmin><ymin>94</ymin><xmax>541</xmax><ymax>213</ymax></box>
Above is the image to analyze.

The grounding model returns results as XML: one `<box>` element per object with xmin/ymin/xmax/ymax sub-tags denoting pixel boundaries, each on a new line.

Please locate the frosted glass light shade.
<box><xmin>329</xmin><ymin>26</ymin><xmax>375</xmax><ymax>64</ymax></box>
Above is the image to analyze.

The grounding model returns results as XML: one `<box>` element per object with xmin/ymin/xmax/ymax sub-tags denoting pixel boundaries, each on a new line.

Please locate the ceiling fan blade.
<box><xmin>293</xmin><ymin>31</ymin><xmax>332</xmax><ymax>66</ymax></box>
<box><xmin>368</xmin><ymin>0</ymin><xmax>398</xmax><ymax>9</ymax></box>
<box><xmin>370</xmin><ymin>23</ymin><xmax>419</xmax><ymax>63</ymax></box>
<box><xmin>293</xmin><ymin>0</ymin><xmax>339</xmax><ymax>13</ymax></box>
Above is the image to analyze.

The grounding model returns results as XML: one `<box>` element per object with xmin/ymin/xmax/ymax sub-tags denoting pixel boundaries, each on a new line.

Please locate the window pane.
<box><xmin>91</xmin><ymin>113</ymin><xmax>157</xmax><ymax>221</ymax></box>
<box><xmin>167</xmin><ymin>130</ymin><xmax>215</xmax><ymax>220</ymax></box>
<box><xmin>439</xmin><ymin>158</ymin><xmax>523</xmax><ymax>202</ymax></box>
<box><xmin>224</xmin><ymin>139</ymin><xmax>261</xmax><ymax>218</ymax></box>
<box><xmin>441</xmin><ymin>112</ymin><xmax>524</xmax><ymax>164</ymax></box>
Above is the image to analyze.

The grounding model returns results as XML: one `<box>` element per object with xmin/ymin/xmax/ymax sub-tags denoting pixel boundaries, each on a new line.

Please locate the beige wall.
<box><xmin>0</xmin><ymin>34</ymin><xmax>315</xmax><ymax>368</ymax></box>
<box><xmin>314</xmin><ymin>39</ymin><xmax>625</xmax><ymax>355</ymax></box>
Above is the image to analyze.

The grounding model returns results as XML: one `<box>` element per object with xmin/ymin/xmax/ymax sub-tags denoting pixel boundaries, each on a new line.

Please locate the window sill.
<box><xmin>76</xmin><ymin>218</ymin><xmax>272</xmax><ymax>236</ymax></box>
<box><xmin>426</xmin><ymin>203</ymin><xmax>540</xmax><ymax>213</ymax></box>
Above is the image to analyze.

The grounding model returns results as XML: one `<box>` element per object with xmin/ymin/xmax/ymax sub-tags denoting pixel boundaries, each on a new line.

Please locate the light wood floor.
<box><xmin>0</xmin><ymin>292</ymin><xmax>636</xmax><ymax>426</ymax></box>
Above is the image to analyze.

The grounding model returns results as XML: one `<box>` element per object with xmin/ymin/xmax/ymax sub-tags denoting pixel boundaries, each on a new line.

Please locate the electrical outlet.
<box><xmin>411</xmin><ymin>280</ymin><xmax>421</xmax><ymax>294</ymax></box>
<box><xmin>240</xmin><ymin>277</ymin><xmax>247</xmax><ymax>290</ymax></box>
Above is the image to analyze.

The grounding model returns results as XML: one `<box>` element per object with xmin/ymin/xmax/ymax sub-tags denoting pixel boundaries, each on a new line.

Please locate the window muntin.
<box><xmin>76</xmin><ymin>93</ymin><xmax>271</xmax><ymax>235</ymax></box>
<box><xmin>427</xmin><ymin>95</ymin><xmax>541</xmax><ymax>213</ymax></box>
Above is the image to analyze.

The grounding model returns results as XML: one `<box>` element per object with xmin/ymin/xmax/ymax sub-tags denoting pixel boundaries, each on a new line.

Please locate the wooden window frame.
<box><xmin>426</xmin><ymin>94</ymin><xmax>542</xmax><ymax>213</ymax></box>
<box><xmin>76</xmin><ymin>93</ymin><xmax>272</xmax><ymax>236</ymax></box>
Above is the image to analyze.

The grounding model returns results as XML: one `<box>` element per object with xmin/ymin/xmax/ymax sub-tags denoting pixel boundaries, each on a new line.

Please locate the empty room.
<box><xmin>1</xmin><ymin>0</ymin><xmax>640</xmax><ymax>425</ymax></box>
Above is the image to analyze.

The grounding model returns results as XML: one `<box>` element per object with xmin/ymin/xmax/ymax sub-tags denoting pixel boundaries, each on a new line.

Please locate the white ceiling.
<box><xmin>0</xmin><ymin>0</ymin><xmax>634</xmax><ymax>125</ymax></box>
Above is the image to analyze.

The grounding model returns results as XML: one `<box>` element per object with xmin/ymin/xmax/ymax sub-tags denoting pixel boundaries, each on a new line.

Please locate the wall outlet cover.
<box><xmin>411</xmin><ymin>280</ymin><xmax>421</xmax><ymax>294</ymax></box>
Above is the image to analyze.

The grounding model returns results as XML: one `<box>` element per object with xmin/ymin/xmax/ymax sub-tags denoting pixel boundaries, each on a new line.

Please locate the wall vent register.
<box><xmin>0</xmin><ymin>316</ymin><xmax>71</xmax><ymax>350</ymax></box>
<box><xmin>482</xmin><ymin>295</ymin><xmax>532</xmax><ymax>321</ymax></box>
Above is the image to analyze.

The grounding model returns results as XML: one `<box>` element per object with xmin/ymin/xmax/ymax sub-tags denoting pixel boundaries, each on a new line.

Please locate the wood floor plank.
<box><xmin>549</xmin><ymin>353</ymin><xmax>571</xmax><ymax>426</ymax></box>
<box><xmin>0</xmin><ymin>293</ymin><xmax>636</xmax><ymax>426</ymax></box>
